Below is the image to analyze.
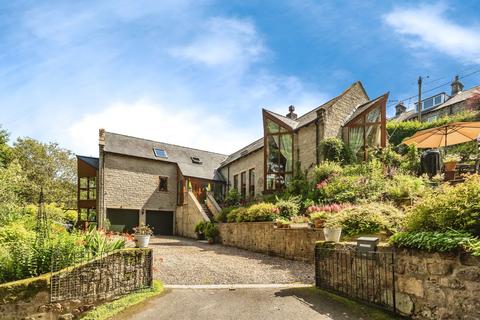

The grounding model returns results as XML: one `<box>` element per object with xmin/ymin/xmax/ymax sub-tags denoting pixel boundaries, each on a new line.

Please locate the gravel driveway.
<box><xmin>151</xmin><ymin>236</ymin><xmax>314</xmax><ymax>285</ymax></box>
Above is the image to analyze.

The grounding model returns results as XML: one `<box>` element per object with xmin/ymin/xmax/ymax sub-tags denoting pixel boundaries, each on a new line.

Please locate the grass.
<box><xmin>80</xmin><ymin>280</ymin><xmax>164</xmax><ymax>320</ymax></box>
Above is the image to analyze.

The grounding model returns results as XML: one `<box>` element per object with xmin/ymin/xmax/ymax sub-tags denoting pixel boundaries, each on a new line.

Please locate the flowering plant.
<box><xmin>133</xmin><ymin>225</ymin><xmax>153</xmax><ymax>236</ymax></box>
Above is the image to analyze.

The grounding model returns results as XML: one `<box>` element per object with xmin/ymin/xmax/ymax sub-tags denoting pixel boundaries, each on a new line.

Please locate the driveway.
<box><xmin>113</xmin><ymin>287</ymin><xmax>395</xmax><ymax>320</ymax></box>
<box><xmin>151</xmin><ymin>236</ymin><xmax>314</xmax><ymax>285</ymax></box>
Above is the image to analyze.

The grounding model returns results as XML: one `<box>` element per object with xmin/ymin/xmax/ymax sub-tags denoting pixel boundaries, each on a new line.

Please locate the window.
<box><xmin>264</xmin><ymin>117</ymin><xmax>293</xmax><ymax>191</ymax></box>
<box><xmin>434</xmin><ymin>95</ymin><xmax>442</xmax><ymax>105</ymax></box>
<box><xmin>248</xmin><ymin>168</ymin><xmax>255</xmax><ymax>198</ymax></box>
<box><xmin>159</xmin><ymin>176</ymin><xmax>168</xmax><ymax>192</ymax></box>
<box><xmin>191</xmin><ymin>156</ymin><xmax>202</xmax><ymax>164</ymax></box>
<box><xmin>79</xmin><ymin>177</ymin><xmax>96</xmax><ymax>200</ymax></box>
<box><xmin>240</xmin><ymin>171</ymin><xmax>247</xmax><ymax>199</ymax></box>
<box><xmin>423</xmin><ymin>97</ymin><xmax>434</xmax><ymax>109</ymax></box>
<box><xmin>153</xmin><ymin>148</ymin><xmax>168</xmax><ymax>158</ymax></box>
<box><xmin>233</xmin><ymin>174</ymin><xmax>239</xmax><ymax>190</ymax></box>
<box><xmin>345</xmin><ymin>101</ymin><xmax>386</xmax><ymax>162</ymax></box>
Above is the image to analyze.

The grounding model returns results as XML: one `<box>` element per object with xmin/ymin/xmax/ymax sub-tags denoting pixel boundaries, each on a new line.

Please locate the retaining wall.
<box><xmin>218</xmin><ymin>222</ymin><xmax>325</xmax><ymax>262</ymax></box>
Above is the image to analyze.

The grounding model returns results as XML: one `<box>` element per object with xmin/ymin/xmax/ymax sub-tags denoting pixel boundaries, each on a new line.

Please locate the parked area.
<box><xmin>113</xmin><ymin>287</ymin><xmax>395</xmax><ymax>320</ymax></box>
<box><xmin>151</xmin><ymin>236</ymin><xmax>314</xmax><ymax>285</ymax></box>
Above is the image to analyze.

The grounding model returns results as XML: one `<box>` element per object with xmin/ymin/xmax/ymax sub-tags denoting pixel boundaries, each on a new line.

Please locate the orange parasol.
<box><xmin>402</xmin><ymin>122</ymin><xmax>480</xmax><ymax>148</ymax></box>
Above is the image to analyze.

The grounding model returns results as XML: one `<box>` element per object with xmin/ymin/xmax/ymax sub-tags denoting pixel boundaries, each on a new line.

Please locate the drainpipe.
<box><xmin>316</xmin><ymin>108</ymin><xmax>326</xmax><ymax>164</ymax></box>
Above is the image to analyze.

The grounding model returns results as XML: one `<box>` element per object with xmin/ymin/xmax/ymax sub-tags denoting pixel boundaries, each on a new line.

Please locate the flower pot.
<box><xmin>444</xmin><ymin>161</ymin><xmax>457</xmax><ymax>172</ymax></box>
<box><xmin>290</xmin><ymin>223</ymin><xmax>309</xmax><ymax>229</ymax></box>
<box><xmin>314</xmin><ymin>218</ymin><xmax>325</xmax><ymax>229</ymax></box>
<box><xmin>323</xmin><ymin>227</ymin><xmax>342</xmax><ymax>243</ymax></box>
<box><xmin>207</xmin><ymin>238</ymin><xmax>214</xmax><ymax>244</ymax></box>
<box><xmin>135</xmin><ymin>234</ymin><xmax>151</xmax><ymax>248</ymax></box>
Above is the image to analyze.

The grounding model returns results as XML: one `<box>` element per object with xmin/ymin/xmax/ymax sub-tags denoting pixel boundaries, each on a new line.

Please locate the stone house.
<box><xmin>393</xmin><ymin>76</ymin><xmax>480</xmax><ymax>122</ymax></box>
<box><xmin>76</xmin><ymin>81</ymin><xmax>388</xmax><ymax>236</ymax></box>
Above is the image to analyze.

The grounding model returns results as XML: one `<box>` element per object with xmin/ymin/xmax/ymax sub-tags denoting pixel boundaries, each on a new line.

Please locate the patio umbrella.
<box><xmin>402</xmin><ymin>122</ymin><xmax>480</xmax><ymax>148</ymax></box>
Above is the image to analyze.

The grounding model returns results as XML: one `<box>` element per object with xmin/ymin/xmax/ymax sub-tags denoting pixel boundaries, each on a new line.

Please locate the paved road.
<box><xmin>114</xmin><ymin>287</ymin><xmax>394</xmax><ymax>320</ymax></box>
<box><xmin>151</xmin><ymin>236</ymin><xmax>314</xmax><ymax>285</ymax></box>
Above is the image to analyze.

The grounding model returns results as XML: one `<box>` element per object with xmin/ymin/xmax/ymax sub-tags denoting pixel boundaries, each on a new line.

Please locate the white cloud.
<box><xmin>384</xmin><ymin>4</ymin><xmax>480</xmax><ymax>64</ymax></box>
<box><xmin>69</xmin><ymin>100</ymin><xmax>258</xmax><ymax>156</ymax></box>
<box><xmin>169</xmin><ymin>17</ymin><xmax>265</xmax><ymax>68</ymax></box>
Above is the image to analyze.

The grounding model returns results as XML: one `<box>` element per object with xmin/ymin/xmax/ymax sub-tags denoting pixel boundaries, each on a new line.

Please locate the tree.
<box><xmin>12</xmin><ymin>138</ymin><xmax>76</xmax><ymax>207</ymax></box>
<box><xmin>0</xmin><ymin>125</ymin><xmax>12</xmax><ymax>168</ymax></box>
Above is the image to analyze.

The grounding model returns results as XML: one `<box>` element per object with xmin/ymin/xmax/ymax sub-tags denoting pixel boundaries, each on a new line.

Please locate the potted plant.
<box><xmin>444</xmin><ymin>154</ymin><xmax>460</xmax><ymax>171</ymax></box>
<box><xmin>323</xmin><ymin>219</ymin><xmax>342</xmax><ymax>243</ymax></box>
<box><xmin>310</xmin><ymin>211</ymin><xmax>328</xmax><ymax>228</ymax></box>
<box><xmin>133</xmin><ymin>224</ymin><xmax>153</xmax><ymax>248</ymax></box>
<box><xmin>275</xmin><ymin>218</ymin><xmax>290</xmax><ymax>229</ymax></box>
<box><xmin>194</xmin><ymin>221</ymin><xmax>207</xmax><ymax>240</ymax></box>
<box><xmin>204</xmin><ymin>222</ymin><xmax>219</xmax><ymax>244</ymax></box>
<box><xmin>289</xmin><ymin>215</ymin><xmax>310</xmax><ymax>229</ymax></box>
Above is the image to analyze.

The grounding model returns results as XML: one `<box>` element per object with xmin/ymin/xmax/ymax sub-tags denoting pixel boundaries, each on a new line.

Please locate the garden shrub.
<box><xmin>327</xmin><ymin>203</ymin><xmax>404</xmax><ymax>237</ymax></box>
<box><xmin>319</xmin><ymin>137</ymin><xmax>354</xmax><ymax>164</ymax></box>
<box><xmin>404</xmin><ymin>174</ymin><xmax>480</xmax><ymax>235</ymax></box>
<box><xmin>385</xmin><ymin>174</ymin><xmax>426</xmax><ymax>202</ymax></box>
<box><xmin>204</xmin><ymin>222</ymin><xmax>219</xmax><ymax>240</ymax></box>
<box><xmin>390</xmin><ymin>230</ymin><xmax>476</xmax><ymax>253</ymax></box>
<box><xmin>227</xmin><ymin>207</ymin><xmax>247</xmax><ymax>223</ymax></box>
<box><xmin>216</xmin><ymin>206</ymin><xmax>236</xmax><ymax>223</ymax></box>
<box><xmin>224</xmin><ymin>188</ymin><xmax>240</xmax><ymax>206</ymax></box>
<box><xmin>314</xmin><ymin>161</ymin><xmax>343</xmax><ymax>182</ymax></box>
<box><xmin>275</xmin><ymin>196</ymin><xmax>300</xmax><ymax>219</ymax></box>
<box><xmin>237</xmin><ymin>203</ymin><xmax>278</xmax><ymax>222</ymax></box>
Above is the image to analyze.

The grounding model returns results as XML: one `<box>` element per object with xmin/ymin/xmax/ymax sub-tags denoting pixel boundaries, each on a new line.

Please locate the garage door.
<box><xmin>107</xmin><ymin>208</ymin><xmax>139</xmax><ymax>233</ymax></box>
<box><xmin>146</xmin><ymin>210</ymin><xmax>174</xmax><ymax>235</ymax></box>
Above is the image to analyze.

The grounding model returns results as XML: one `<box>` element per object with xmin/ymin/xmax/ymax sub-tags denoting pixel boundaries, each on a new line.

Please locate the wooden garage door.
<box><xmin>107</xmin><ymin>209</ymin><xmax>139</xmax><ymax>233</ymax></box>
<box><xmin>146</xmin><ymin>210</ymin><xmax>173</xmax><ymax>235</ymax></box>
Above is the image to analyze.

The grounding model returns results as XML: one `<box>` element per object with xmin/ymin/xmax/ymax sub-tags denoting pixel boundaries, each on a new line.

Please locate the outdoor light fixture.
<box><xmin>356</xmin><ymin>236</ymin><xmax>379</xmax><ymax>253</ymax></box>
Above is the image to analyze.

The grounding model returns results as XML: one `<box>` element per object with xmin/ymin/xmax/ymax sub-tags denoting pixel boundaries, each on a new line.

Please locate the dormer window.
<box><xmin>153</xmin><ymin>148</ymin><xmax>168</xmax><ymax>158</ymax></box>
<box><xmin>191</xmin><ymin>156</ymin><xmax>202</xmax><ymax>164</ymax></box>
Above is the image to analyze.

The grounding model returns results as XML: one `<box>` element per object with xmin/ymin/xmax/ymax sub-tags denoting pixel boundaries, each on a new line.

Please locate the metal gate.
<box><xmin>315</xmin><ymin>246</ymin><xmax>396</xmax><ymax>314</ymax></box>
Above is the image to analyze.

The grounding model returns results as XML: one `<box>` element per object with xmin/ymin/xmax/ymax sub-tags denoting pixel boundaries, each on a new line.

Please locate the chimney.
<box><xmin>99</xmin><ymin>128</ymin><xmax>106</xmax><ymax>145</ymax></box>
<box><xmin>286</xmin><ymin>105</ymin><xmax>297</xmax><ymax>120</ymax></box>
<box><xmin>395</xmin><ymin>102</ymin><xmax>407</xmax><ymax>117</ymax></box>
<box><xmin>451</xmin><ymin>75</ymin><xmax>464</xmax><ymax>96</ymax></box>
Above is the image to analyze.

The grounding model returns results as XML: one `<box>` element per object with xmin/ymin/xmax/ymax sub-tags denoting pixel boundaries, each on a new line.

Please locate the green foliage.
<box><xmin>314</xmin><ymin>161</ymin><xmax>343</xmax><ymax>182</ymax></box>
<box><xmin>327</xmin><ymin>203</ymin><xmax>404</xmax><ymax>237</ymax></box>
<box><xmin>233</xmin><ymin>203</ymin><xmax>278</xmax><ymax>222</ymax></box>
<box><xmin>319</xmin><ymin>137</ymin><xmax>354</xmax><ymax>164</ymax></box>
<box><xmin>0</xmin><ymin>160</ymin><xmax>26</xmax><ymax>204</ymax></box>
<box><xmin>227</xmin><ymin>207</ymin><xmax>247</xmax><ymax>223</ymax></box>
<box><xmin>0</xmin><ymin>125</ymin><xmax>12</xmax><ymax>168</ymax></box>
<box><xmin>398</xmin><ymin>144</ymin><xmax>421</xmax><ymax>175</ymax></box>
<box><xmin>387</xmin><ymin>111</ymin><xmax>480</xmax><ymax>146</ymax></box>
<box><xmin>224</xmin><ymin>188</ymin><xmax>240</xmax><ymax>206</ymax></box>
<box><xmin>12</xmin><ymin>137</ymin><xmax>76</xmax><ymax>206</ymax></box>
<box><xmin>81</xmin><ymin>280</ymin><xmax>164</xmax><ymax>320</ymax></box>
<box><xmin>204</xmin><ymin>222</ymin><xmax>219</xmax><ymax>240</ymax></box>
<box><xmin>404</xmin><ymin>174</ymin><xmax>480</xmax><ymax>235</ymax></box>
<box><xmin>274</xmin><ymin>196</ymin><xmax>300</xmax><ymax>219</ymax></box>
<box><xmin>83</xmin><ymin>229</ymin><xmax>126</xmax><ymax>256</ymax></box>
<box><xmin>194</xmin><ymin>221</ymin><xmax>207</xmax><ymax>233</ymax></box>
<box><xmin>385</xmin><ymin>174</ymin><xmax>426</xmax><ymax>202</ymax></box>
<box><xmin>390</xmin><ymin>230</ymin><xmax>475</xmax><ymax>253</ymax></box>
<box><xmin>216</xmin><ymin>206</ymin><xmax>236</xmax><ymax>223</ymax></box>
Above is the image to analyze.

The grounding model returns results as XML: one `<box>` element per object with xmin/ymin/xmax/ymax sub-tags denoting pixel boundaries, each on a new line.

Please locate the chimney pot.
<box><xmin>451</xmin><ymin>75</ymin><xmax>464</xmax><ymax>96</ymax></box>
<box><xmin>395</xmin><ymin>102</ymin><xmax>407</xmax><ymax>117</ymax></box>
<box><xmin>286</xmin><ymin>105</ymin><xmax>297</xmax><ymax>120</ymax></box>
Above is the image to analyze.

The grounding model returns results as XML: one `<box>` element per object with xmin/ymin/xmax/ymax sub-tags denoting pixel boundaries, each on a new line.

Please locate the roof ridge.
<box><xmin>77</xmin><ymin>155</ymin><xmax>99</xmax><ymax>159</ymax></box>
<box><xmin>104</xmin><ymin>131</ymin><xmax>228</xmax><ymax>157</ymax></box>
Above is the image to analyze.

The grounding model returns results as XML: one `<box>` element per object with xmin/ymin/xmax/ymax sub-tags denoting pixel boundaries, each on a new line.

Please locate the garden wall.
<box><xmin>317</xmin><ymin>242</ymin><xmax>480</xmax><ymax>319</ymax></box>
<box><xmin>0</xmin><ymin>248</ymin><xmax>152</xmax><ymax>320</ymax></box>
<box><xmin>218</xmin><ymin>222</ymin><xmax>325</xmax><ymax>262</ymax></box>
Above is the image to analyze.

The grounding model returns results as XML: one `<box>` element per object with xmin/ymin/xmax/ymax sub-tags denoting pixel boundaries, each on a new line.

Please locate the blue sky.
<box><xmin>1</xmin><ymin>0</ymin><xmax>480</xmax><ymax>156</ymax></box>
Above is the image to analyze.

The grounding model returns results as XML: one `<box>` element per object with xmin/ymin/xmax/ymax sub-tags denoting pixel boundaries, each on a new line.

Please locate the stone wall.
<box><xmin>175</xmin><ymin>191</ymin><xmax>210</xmax><ymax>238</ymax></box>
<box><xmin>315</xmin><ymin>242</ymin><xmax>480</xmax><ymax>319</ymax></box>
<box><xmin>0</xmin><ymin>248</ymin><xmax>152</xmax><ymax>320</ymax></box>
<box><xmin>219</xmin><ymin>148</ymin><xmax>264</xmax><ymax>197</ymax></box>
<box><xmin>218</xmin><ymin>222</ymin><xmax>325</xmax><ymax>262</ymax></box>
<box><xmin>103</xmin><ymin>153</ymin><xmax>178</xmax><ymax>215</ymax></box>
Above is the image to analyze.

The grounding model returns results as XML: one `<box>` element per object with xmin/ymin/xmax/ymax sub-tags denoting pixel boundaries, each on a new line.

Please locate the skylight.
<box><xmin>153</xmin><ymin>148</ymin><xmax>168</xmax><ymax>158</ymax></box>
<box><xmin>191</xmin><ymin>156</ymin><xmax>202</xmax><ymax>164</ymax></box>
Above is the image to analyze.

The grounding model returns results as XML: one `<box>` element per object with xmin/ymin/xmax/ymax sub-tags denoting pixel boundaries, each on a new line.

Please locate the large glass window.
<box><xmin>79</xmin><ymin>177</ymin><xmax>96</xmax><ymax>200</ymax></box>
<box><xmin>264</xmin><ymin>118</ymin><xmax>293</xmax><ymax>191</ymax></box>
<box><xmin>248</xmin><ymin>168</ymin><xmax>255</xmax><ymax>198</ymax></box>
<box><xmin>345</xmin><ymin>103</ymin><xmax>386</xmax><ymax>161</ymax></box>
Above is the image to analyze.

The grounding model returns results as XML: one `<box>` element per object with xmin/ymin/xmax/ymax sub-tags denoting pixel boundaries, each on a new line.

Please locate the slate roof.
<box><xmin>77</xmin><ymin>155</ymin><xmax>99</xmax><ymax>169</ymax></box>
<box><xmin>220</xmin><ymin>137</ymin><xmax>264</xmax><ymax>167</ymax></box>
<box><xmin>103</xmin><ymin>132</ymin><xmax>228</xmax><ymax>181</ymax></box>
